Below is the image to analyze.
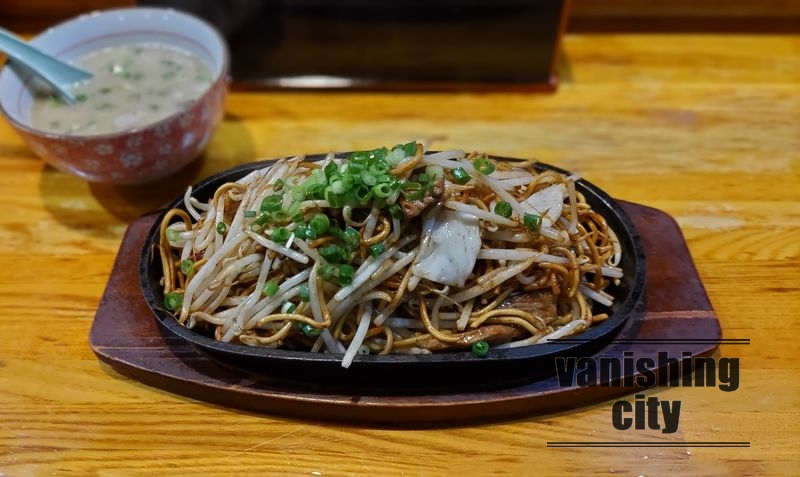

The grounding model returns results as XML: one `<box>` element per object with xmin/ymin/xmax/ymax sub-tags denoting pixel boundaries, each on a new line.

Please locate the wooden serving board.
<box><xmin>90</xmin><ymin>201</ymin><xmax>720</xmax><ymax>424</ymax></box>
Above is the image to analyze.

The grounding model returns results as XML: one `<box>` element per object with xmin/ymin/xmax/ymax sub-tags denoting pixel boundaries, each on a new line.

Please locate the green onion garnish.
<box><xmin>361</xmin><ymin>171</ymin><xmax>378</xmax><ymax>186</ymax></box>
<box><xmin>291</xmin><ymin>187</ymin><xmax>305</xmax><ymax>202</ymax></box>
<box><xmin>369</xmin><ymin>243</ymin><xmax>385</xmax><ymax>257</ymax></box>
<box><xmin>471</xmin><ymin>340</ymin><xmax>490</xmax><ymax>357</ymax></box>
<box><xmin>164</xmin><ymin>292</ymin><xmax>183</xmax><ymax>311</ymax></box>
<box><xmin>355</xmin><ymin>184</ymin><xmax>372</xmax><ymax>204</ymax></box>
<box><xmin>472</xmin><ymin>156</ymin><xmax>496</xmax><ymax>175</ymax></box>
<box><xmin>337</xmin><ymin>264</ymin><xmax>355</xmax><ymax>286</ymax></box>
<box><xmin>299</xmin><ymin>322</ymin><xmax>322</xmax><ymax>337</ymax></box>
<box><xmin>244</xmin><ymin>210</ymin><xmax>257</xmax><ymax>218</ymax></box>
<box><xmin>319</xmin><ymin>264</ymin><xmax>336</xmax><ymax>281</ymax></box>
<box><xmin>263</xmin><ymin>280</ymin><xmax>279</xmax><ymax>297</ymax></box>
<box><xmin>281</xmin><ymin>301</ymin><xmax>297</xmax><ymax>314</ymax></box>
<box><xmin>342</xmin><ymin>226</ymin><xmax>361</xmax><ymax>250</ymax></box>
<box><xmin>165</xmin><ymin>228</ymin><xmax>180</xmax><ymax>242</ymax></box>
<box><xmin>180</xmin><ymin>259</ymin><xmax>194</xmax><ymax>276</ymax></box>
<box><xmin>320</xmin><ymin>244</ymin><xmax>347</xmax><ymax>263</ymax></box>
<box><xmin>523</xmin><ymin>212</ymin><xmax>542</xmax><ymax>231</ymax></box>
<box><xmin>451</xmin><ymin>167</ymin><xmax>471</xmax><ymax>185</ymax></box>
<box><xmin>400</xmin><ymin>141</ymin><xmax>417</xmax><ymax>157</ymax></box>
<box><xmin>401</xmin><ymin>182</ymin><xmax>425</xmax><ymax>200</ymax></box>
<box><xmin>260</xmin><ymin>194</ymin><xmax>283</xmax><ymax>213</ymax></box>
<box><xmin>494</xmin><ymin>201</ymin><xmax>513</xmax><ymax>218</ymax></box>
<box><xmin>299</xmin><ymin>283</ymin><xmax>310</xmax><ymax>302</ymax></box>
<box><xmin>216</xmin><ymin>222</ymin><xmax>227</xmax><ymax>234</ymax></box>
<box><xmin>372</xmin><ymin>183</ymin><xmax>392</xmax><ymax>198</ymax></box>
<box><xmin>324</xmin><ymin>161</ymin><xmax>338</xmax><ymax>179</ymax></box>
<box><xmin>271</xmin><ymin>226</ymin><xmax>291</xmax><ymax>244</ymax></box>
<box><xmin>426</xmin><ymin>165</ymin><xmax>444</xmax><ymax>179</ymax></box>
<box><xmin>309</xmin><ymin>213</ymin><xmax>330</xmax><ymax>235</ymax></box>
<box><xmin>306</xmin><ymin>183</ymin><xmax>325</xmax><ymax>199</ymax></box>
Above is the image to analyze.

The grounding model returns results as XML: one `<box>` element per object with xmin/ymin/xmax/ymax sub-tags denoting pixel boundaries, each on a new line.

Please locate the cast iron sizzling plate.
<box><xmin>139</xmin><ymin>154</ymin><xmax>647</xmax><ymax>388</ymax></box>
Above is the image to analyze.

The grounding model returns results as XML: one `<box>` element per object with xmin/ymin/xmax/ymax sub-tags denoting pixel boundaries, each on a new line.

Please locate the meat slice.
<box><xmin>415</xmin><ymin>324</ymin><xmax>524</xmax><ymax>352</ymax></box>
<box><xmin>499</xmin><ymin>291</ymin><xmax>558</xmax><ymax>324</ymax></box>
<box><xmin>399</xmin><ymin>177</ymin><xmax>445</xmax><ymax>219</ymax></box>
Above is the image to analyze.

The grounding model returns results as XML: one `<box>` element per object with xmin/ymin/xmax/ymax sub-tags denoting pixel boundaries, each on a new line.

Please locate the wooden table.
<box><xmin>1</xmin><ymin>32</ymin><xmax>798</xmax><ymax>476</ymax></box>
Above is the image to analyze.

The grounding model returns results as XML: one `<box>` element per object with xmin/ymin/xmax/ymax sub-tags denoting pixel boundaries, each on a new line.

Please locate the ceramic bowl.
<box><xmin>0</xmin><ymin>8</ymin><xmax>228</xmax><ymax>185</ymax></box>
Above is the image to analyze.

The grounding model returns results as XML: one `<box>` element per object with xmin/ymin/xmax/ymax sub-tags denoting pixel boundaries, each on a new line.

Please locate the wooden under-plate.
<box><xmin>90</xmin><ymin>201</ymin><xmax>720</xmax><ymax>424</ymax></box>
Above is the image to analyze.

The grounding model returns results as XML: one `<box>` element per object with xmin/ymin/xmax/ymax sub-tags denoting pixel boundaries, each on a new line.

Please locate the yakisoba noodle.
<box><xmin>158</xmin><ymin>143</ymin><xmax>623</xmax><ymax>368</ymax></box>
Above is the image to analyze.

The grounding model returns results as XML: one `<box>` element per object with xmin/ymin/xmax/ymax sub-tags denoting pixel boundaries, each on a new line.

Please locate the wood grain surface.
<box><xmin>1</xmin><ymin>32</ymin><xmax>799</xmax><ymax>476</ymax></box>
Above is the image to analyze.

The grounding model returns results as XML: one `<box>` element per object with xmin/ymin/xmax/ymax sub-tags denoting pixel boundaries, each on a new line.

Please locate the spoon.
<box><xmin>0</xmin><ymin>27</ymin><xmax>92</xmax><ymax>104</ymax></box>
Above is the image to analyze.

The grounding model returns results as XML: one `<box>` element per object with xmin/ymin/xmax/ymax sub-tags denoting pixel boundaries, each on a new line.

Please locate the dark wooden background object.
<box><xmin>90</xmin><ymin>201</ymin><xmax>720</xmax><ymax>424</ymax></box>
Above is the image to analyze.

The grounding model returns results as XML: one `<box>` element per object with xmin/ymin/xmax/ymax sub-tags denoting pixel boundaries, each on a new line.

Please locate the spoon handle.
<box><xmin>0</xmin><ymin>27</ymin><xmax>92</xmax><ymax>101</ymax></box>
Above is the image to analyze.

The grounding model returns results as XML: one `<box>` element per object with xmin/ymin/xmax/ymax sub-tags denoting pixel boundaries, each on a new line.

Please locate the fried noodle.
<box><xmin>157</xmin><ymin>143</ymin><xmax>623</xmax><ymax>367</ymax></box>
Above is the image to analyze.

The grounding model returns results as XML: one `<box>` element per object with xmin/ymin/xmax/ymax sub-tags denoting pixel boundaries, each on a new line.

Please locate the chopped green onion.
<box><xmin>180</xmin><ymin>259</ymin><xmax>194</xmax><ymax>276</ymax></box>
<box><xmin>299</xmin><ymin>322</ymin><xmax>322</xmax><ymax>337</ymax></box>
<box><xmin>342</xmin><ymin>226</ymin><xmax>361</xmax><ymax>250</ymax></box>
<box><xmin>254</xmin><ymin>213</ymin><xmax>270</xmax><ymax>226</ymax></box>
<box><xmin>281</xmin><ymin>301</ymin><xmax>297</xmax><ymax>314</ymax></box>
<box><xmin>273</xmin><ymin>179</ymin><xmax>285</xmax><ymax>191</ymax></box>
<box><xmin>386</xmin><ymin>148</ymin><xmax>405</xmax><ymax>166</ymax></box>
<box><xmin>320</xmin><ymin>244</ymin><xmax>347</xmax><ymax>263</ymax></box>
<box><xmin>294</xmin><ymin>224</ymin><xmax>311</xmax><ymax>240</ymax></box>
<box><xmin>324</xmin><ymin>161</ymin><xmax>338</xmax><ymax>178</ymax></box>
<box><xmin>260</xmin><ymin>194</ymin><xmax>284</xmax><ymax>213</ymax></box>
<box><xmin>361</xmin><ymin>171</ymin><xmax>377</xmax><ymax>186</ymax></box>
<box><xmin>244</xmin><ymin>210</ymin><xmax>257</xmax><ymax>218</ymax></box>
<box><xmin>309</xmin><ymin>213</ymin><xmax>330</xmax><ymax>235</ymax></box>
<box><xmin>369</xmin><ymin>243</ymin><xmax>385</xmax><ymax>257</ymax></box>
<box><xmin>426</xmin><ymin>165</ymin><xmax>444</xmax><ymax>179</ymax></box>
<box><xmin>471</xmin><ymin>340</ymin><xmax>490</xmax><ymax>357</ymax></box>
<box><xmin>330</xmin><ymin>179</ymin><xmax>345</xmax><ymax>195</ymax></box>
<box><xmin>271</xmin><ymin>226</ymin><xmax>291</xmax><ymax>244</ymax></box>
<box><xmin>263</xmin><ymin>281</ymin><xmax>279</xmax><ymax>297</ymax></box>
<box><xmin>372</xmin><ymin>183</ymin><xmax>392</xmax><ymax>198</ymax></box>
<box><xmin>523</xmin><ymin>212</ymin><xmax>542</xmax><ymax>231</ymax></box>
<box><xmin>291</xmin><ymin>187</ymin><xmax>305</xmax><ymax>202</ymax></box>
<box><xmin>400</xmin><ymin>141</ymin><xmax>417</xmax><ymax>157</ymax></box>
<box><xmin>346</xmin><ymin>162</ymin><xmax>363</xmax><ymax>175</ymax></box>
<box><xmin>370</xmin><ymin>161</ymin><xmax>390</xmax><ymax>175</ymax></box>
<box><xmin>451</xmin><ymin>167</ymin><xmax>472</xmax><ymax>185</ymax></box>
<box><xmin>165</xmin><ymin>228</ymin><xmax>180</xmax><ymax>242</ymax></box>
<box><xmin>401</xmin><ymin>182</ymin><xmax>425</xmax><ymax>200</ymax></box>
<box><xmin>337</xmin><ymin>264</ymin><xmax>355</xmax><ymax>286</ymax></box>
<box><xmin>299</xmin><ymin>283</ymin><xmax>310</xmax><ymax>302</ymax></box>
<box><xmin>326</xmin><ymin>190</ymin><xmax>344</xmax><ymax>208</ymax></box>
<box><xmin>494</xmin><ymin>201</ymin><xmax>513</xmax><ymax>218</ymax></box>
<box><xmin>271</xmin><ymin>210</ymin><xmax>289</xmax><ymax>223</ymax></box>
<box><xmin>349</xmin><ymin>150</ymin><xmax>369</xmax><ymax>163</ymax></box>
<box><xmin>355</xmin><ymin>184</ymin><xmax>372</xmax><ymax>204</ymax></box>
<box><xmin>319</xmin><ymin>264</ymin><xmax>336</xmax><ymax>280</ymax></box>
<box><xmin>472</xmin><ymin>156</ymin><xmax>496</xmax><ymax>175</ymax></box>
<box><xmin>164</xmin><ymin>292</ymin><xmax>183</xmax><ymax>311</ymax></box>
<box><xmin>216</xmin><ymin>222</ymin><xmax>227</xmax><ymax>234</ymax></box>
<box><xmin>286</xmin><ymin>200</ymin><xmax>302</xmax><ymax>218</ymax></box>
<box><xmin>306</xmin><ymin>183</ymin><xmax>325</xmax><ymax>199</ymax></box>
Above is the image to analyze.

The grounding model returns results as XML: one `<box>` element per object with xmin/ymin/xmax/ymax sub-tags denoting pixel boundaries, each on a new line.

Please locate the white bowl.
<box><xmin>0</xmin><ymin>7</ymin><xmax>229</xmax><ymax>185</ymax></box>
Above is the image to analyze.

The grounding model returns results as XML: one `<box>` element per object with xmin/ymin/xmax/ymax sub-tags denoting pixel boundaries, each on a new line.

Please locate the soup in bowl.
<box><xmin>0</xmin><ymin>8</ymin><xmax>229</xmax><ymax>185</ymax></box>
